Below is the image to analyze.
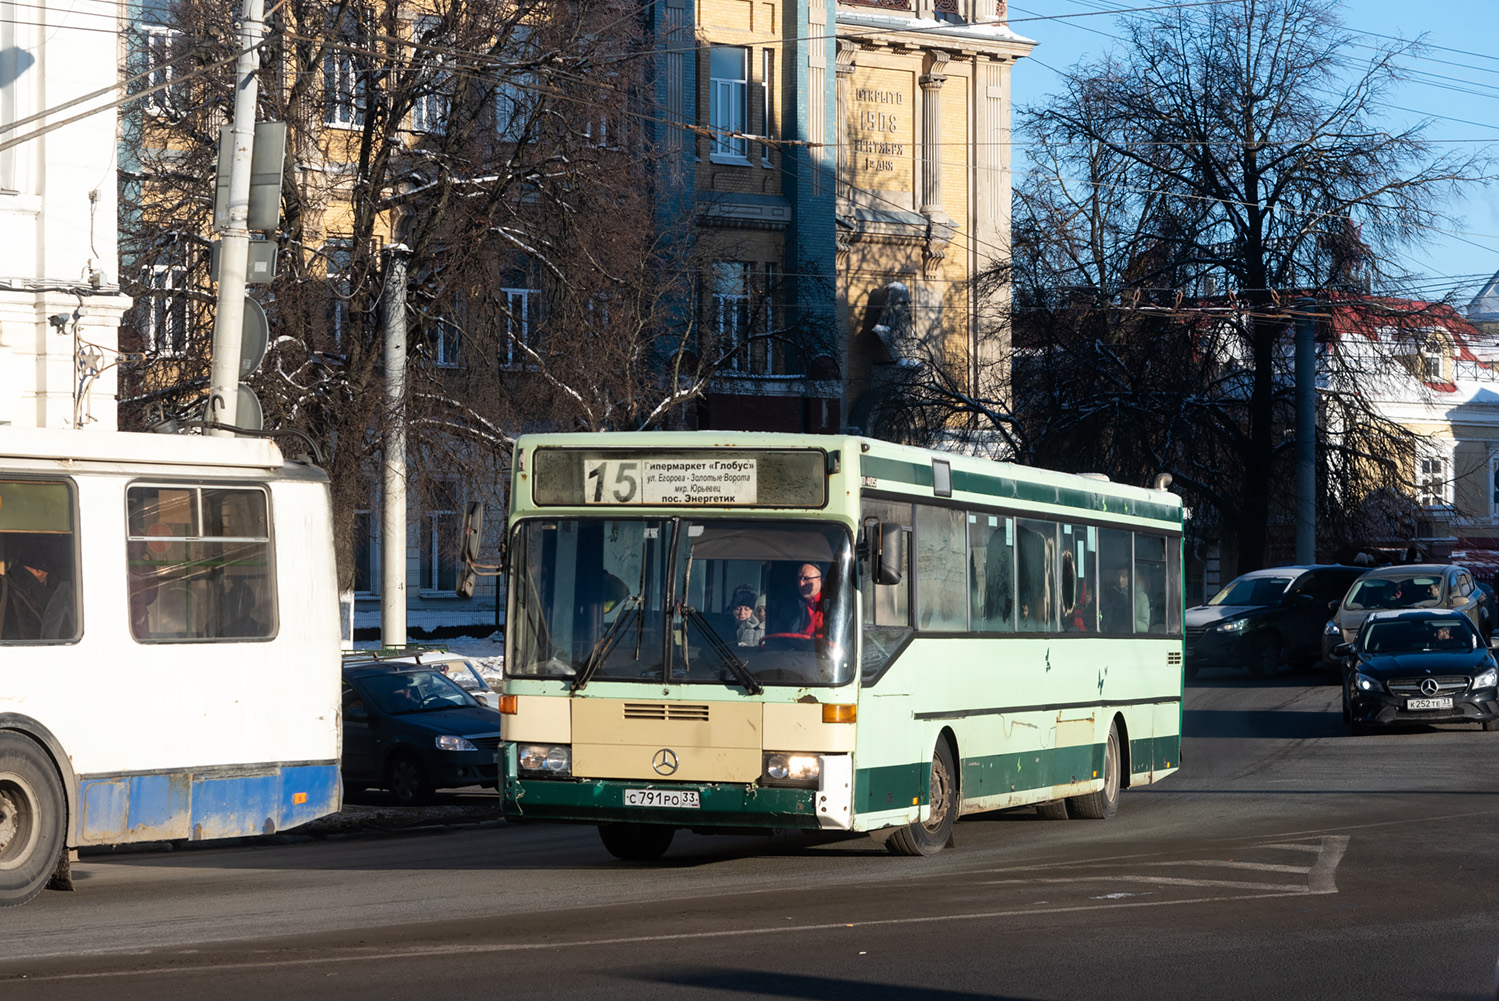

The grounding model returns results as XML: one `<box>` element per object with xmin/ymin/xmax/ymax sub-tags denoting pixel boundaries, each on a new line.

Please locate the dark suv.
<box><xmin>1185</xmin><ymin>565</ymin><xmax>1365</xmax><ymax>677</ymax></box>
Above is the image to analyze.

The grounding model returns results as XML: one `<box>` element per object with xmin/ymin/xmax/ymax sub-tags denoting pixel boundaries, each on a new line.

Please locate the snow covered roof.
<box><xmin>835</xmin><ymin>10</ymin><xmax>1037</xmax><ymax>48</ymax></box>
<box><xmin>1467</xmin><ymin>270</ymin><xmax>1499</xmax><ymax>323</ymax></box>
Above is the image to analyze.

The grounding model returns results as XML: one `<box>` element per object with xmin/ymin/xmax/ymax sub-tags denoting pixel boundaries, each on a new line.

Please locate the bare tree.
<box><xmin>866</xmin><ymin>0</ymin><xmax>1493</xmax><ymax>571</ymax></box>
<box><xmin>119</xmin><ymin>0</ymin><xmax>808</xmax><ymax>588</ymax></box>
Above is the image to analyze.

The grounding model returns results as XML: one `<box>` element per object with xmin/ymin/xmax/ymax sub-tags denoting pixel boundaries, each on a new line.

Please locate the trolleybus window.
<box><xmin>1016</xmin><ymin>519</ymin><xmax>1058</xmax><ymax>633</ymax></box>
<box><xmin>126</xmin><ymin>484</ymin><xmax>276</xmax><ymax>642</ymax></box>
<box><xmin>0</xmin><ymin>479</ymin><xmax>79</xmax><ymax>643</ymax></box>
<box><xmin>967</xmin><ymin>511</ymin><xmax>1014</xmax><ymax>633</ymax></box>
<box><xmin>511</xmin><ymin>518</ymin><xmax>854</xmax><ymax>687</ymax></box>
<box><xmin>860</xmin><ymin>497</ymin><xmax>911</xmax><ymax>676</ymax></box>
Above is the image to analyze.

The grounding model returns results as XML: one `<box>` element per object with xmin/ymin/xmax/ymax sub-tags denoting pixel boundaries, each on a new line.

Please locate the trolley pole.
<box><xmin>208</xmin><ymin>0</ymin><xmax>265</xmax><ymax>435</ymax></box>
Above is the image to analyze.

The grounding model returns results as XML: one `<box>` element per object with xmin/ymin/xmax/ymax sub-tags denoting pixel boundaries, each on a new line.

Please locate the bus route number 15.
<box><xmin>584</xmin><ymin>459</ymin><xmax>640</xmax><ymax>504</ymax></box>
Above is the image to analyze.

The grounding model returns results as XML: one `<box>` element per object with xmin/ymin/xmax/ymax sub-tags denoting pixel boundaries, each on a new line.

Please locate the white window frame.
<box><xmin>145</xmin><ymin>263</ymin><xmax>189</xmax><ymax>356</ymax></box>
<box><xmin>760</xmin><ymin>49</ymin><xmax>774</xmax><ymax>167</ymax></box>
<box><xmin>709</xmin><ymin>46</ymin><xmax>748</xmax><ymax>162</ymax></box>
<box><xmin>1420</xmin><ymin>331</ymin><xmax>1446</xmax><ymax>383</ymax></box>
<box><xmin>419</xmin><ymin>480</ymin><xmax>461</xmax><ymax>595</ymax></box>
<box><xmin>1489</xmin><ymin>451</ymin><xmax>1499</xmax><ymax>522</ymax></box>
<box><xmin>712</xmin><ymin>262</ymin><xmax>750</xmax><ymax>371</ymax></box>
<box><xmin>1417</xmin><ymin>445</ymin><xmax>1454</xmax><ymax>509</ymax></box>
<box><xmin>499</xmin><ymin>287</ymin><xmax>536</xmax><ymax>367</ymax></box>
<box><xmin>322</xmin><ymin>15</ymin><xmax>365</xmax><ymax>129</ymax></box>
<box><xmin>428</xmin><ymin>316</ymin><xmax>461</xmax><ymax>368</ymax></box>
<box><xmin>324</xmin><ymin>238</ymin><xmax>354</xmax><ymax>349</ymax></box>
<box><xmin>353</xmin><ymin>507</ymin><xmax>378</xmax><ymax>596</ymax></box>
<box><xmin>409</xmin><ymin>16</ymin><xmax>449</xmax><ymax>135</ymax></box>
<box><xmin>140</xmin><ymin>25</ymin><xmax>186</xmax><ymax>117</ymax></box>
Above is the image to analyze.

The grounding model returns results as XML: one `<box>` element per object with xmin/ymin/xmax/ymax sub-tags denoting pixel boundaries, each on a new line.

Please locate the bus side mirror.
<box><xmin>874</xmin><ymin>522</ymin><xmax>904</xmax><ymax>587</ymax></box>
<box><xmin>456</xmin><ymin>502</ymin><xmax>485</xmax><ymax>598</ymax></box>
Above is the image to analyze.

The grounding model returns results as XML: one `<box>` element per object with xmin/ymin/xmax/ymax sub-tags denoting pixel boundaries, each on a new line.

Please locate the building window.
<box><xmin>499</xmin><ymin>287</ymin><xmax>536</xmax><ymax>367</ymax></box>
<box><xmin>410</xmin><ymin>16</ymin><xmax>449</xmax><ymax>135</ymax></box>
<box><xmin>353</xmin><ymin>508</ymin><xmax>376</xmax><ymax>594</ymax></box>
<box><xmin>425</xmin><ymin>317</ymin><xmax>461</xmax><ymax>368</ymax></box>
<box><xmin>140</xmin><ymin>25</ymin><xmax>187</xmax><ymax>117</ymax></box>
<box><xmin>709</xmin><ymin>46</ymin><xmax>748</xmax><ymax>160</ymax></box>
<box><xmin>1417</xmin><ymin>450</ymin><xmax>1451</xmax><ymax>508</ymax></box>
<box><xmin>323</xmin><ymin>12</ymin><xmax>366</xmax><ymax>128</ymax></box>
<box><xmin>419</xmin><ymin>480</ymin><xmax>460</xmax><ymax>593</ymax></box>
<box><xmin>324</xmin><ymin>238</ymin><xmax>353</xmax><ymax>349</ymax></box>
<box><xmin>1490</xmin><ymin>454</ymin><xmax>1499</xmax><ymax>521</ymax></box>
<box><xmin>144</xmin><ymin>264</ymin><xmax>189</xmax><ymax>356</ymax></box>
<box><xmin>760</xmin><ymin>49</ymin><xmax>774</xmax><ymax>166</ymax></box>
<box><xmin>1420</xmin><ymin>334</ymin><xmax>1446</xmax><ymax>383</ymax></box>
<box><xmin>495</xmin><ymin>27</ymin><xmax>536</xmax><ymax>141</ymax></box>
<box><xmin>712</xmin><ymin>262</ymin><xmax>750</xmax><ymax>371</ymax></box>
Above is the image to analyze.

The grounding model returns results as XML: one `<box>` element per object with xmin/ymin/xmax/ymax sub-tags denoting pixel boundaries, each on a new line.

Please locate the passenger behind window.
<box><xmin>0</xmin><ymin>535</ymin><xmax>75</xmax><ymax>642</ymax></box>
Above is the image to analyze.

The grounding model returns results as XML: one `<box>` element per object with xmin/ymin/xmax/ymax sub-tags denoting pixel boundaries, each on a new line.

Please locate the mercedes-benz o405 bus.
<box><xmin>497</xmin><ymin>432</ymin><xmax>1183</xmax><ymax>858</ymax></box>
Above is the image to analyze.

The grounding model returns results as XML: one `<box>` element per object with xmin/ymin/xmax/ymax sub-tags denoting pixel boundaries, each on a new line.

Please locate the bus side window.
<box><xmin>969</xmin><ymin>513</ymin><xmax>1013</xmax><ymax>632</ymax></box>
<box><xmin>1135</xmin><ymin>534</ymin><xmax>1167</xmax><ymax>633</ymax></box>
<box><xmin>1098</xmin><ymin>528</ymin><xmax>1134</xmax><ymax>633</ymax></box>
<box><xmin>860</xmin><ymin>497</ymin><xmax>911</xmax><ymax>677</ymax></box>
<box><xmin>1015</xmin><ymin>519</ymin><xmax>1057</xmax><ymax>633</ymax></box>
<box><xmin>915</xmin><ymin>504</ymin><xmax>965</xmax><ymax>631</ymax></box>
<box><xmin>0</xmin><ymin>479</ymin><xmax>80</xmax><ymax>645</ymax></box>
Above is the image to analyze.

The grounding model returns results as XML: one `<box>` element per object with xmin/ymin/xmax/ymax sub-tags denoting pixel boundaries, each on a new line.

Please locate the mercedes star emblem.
<box><xmin>652</xmin><ymin>748</ymin><xmax>679</xmax><ymax>776</ymax></box>
<box><xmin>1420</xmin><ymin>678</ymin><xmax>1440</xmax><ymax>696</ymax></box>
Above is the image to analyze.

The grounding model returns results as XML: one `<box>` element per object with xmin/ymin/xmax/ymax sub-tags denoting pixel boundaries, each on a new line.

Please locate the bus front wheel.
<box><xmin>598</xmin><ymin>822</ymin><xmax>675</xmax><ymax>860</ymax></box>
<box><xmin>1068</xmin><ymin>722</ymin><xmax>1121</xmax><ymax>820</ymax></box>
<box><xmin>888</xmin><ymin>739</ymin><xmax>957</xmax><ymax>856</ymax></box>
<box><xmin>0</xmin><ymin>733</ymin><xmax>66</xmax><ymax>907</ymax></box>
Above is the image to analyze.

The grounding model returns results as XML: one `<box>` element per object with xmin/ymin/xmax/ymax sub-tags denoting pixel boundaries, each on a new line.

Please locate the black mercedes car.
<box><xmin>1184</xmin><ymin>565</ymin><xmax>1365</xmax><ymax>677</ymax></box>
<box><xmin>1336</xmin><ymin>609</ymin><xmax>1499</xmax><ymax>734</ymax></box>
<box><xmin>341</xmin><ymin>661</ymin><xmax>504</xmax><ymax>804</ymax></box>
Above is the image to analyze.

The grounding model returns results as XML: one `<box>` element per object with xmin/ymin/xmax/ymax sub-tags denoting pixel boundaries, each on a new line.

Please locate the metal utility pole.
<box><xmin>1294</xmin><ymin>299</ymin><xmax>1317</xmax><ymax>564</ymax></box>
<box><xmin>381</xmin><ymin>246</ymin><xmax>411</xmax><ymax>648</ymax></box>
<box><xmin>208</xmin><ymin>0</ymin><xmax>265</xmax><ymax>435</ymax></box>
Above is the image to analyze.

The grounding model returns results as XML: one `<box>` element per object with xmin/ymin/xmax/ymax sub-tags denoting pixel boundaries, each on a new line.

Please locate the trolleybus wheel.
<box><xmin>0</xmin><ymin>733</ymin><xmax>66</xmax><ymax>907</ymax></box>
<box><xmin>1068</xmin><ymin>722</ymin><xmax>1120</xmax><ymax>820</ymax></box>
<box><xmin>598</xmin><ymin>822</ymin><xmax>675</xmax><ymax>860</ymax></box>
<box><xmin>888</xmin><ymin>739</ymin><xmax>957</xmax><ymax>856</ymax></box>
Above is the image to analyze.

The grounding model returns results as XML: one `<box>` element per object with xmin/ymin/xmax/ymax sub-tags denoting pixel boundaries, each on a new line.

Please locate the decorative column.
<box><xmin>835</xmin><ymin>40</ymin><xmax>858</xmax><ymax>211</ymax></box>
<box><xmin>919</xmin><ymin>51</ymin><xmax>955</xmax><ymax>275</ymax></box>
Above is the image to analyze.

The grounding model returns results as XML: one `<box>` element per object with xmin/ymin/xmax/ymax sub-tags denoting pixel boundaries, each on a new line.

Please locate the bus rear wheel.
<box><xmin>0</xmin><ymin>733</ymin><xmax>66</xmax><ymax>907</ymax></box>
<box><xmin>888</xmin><ymin>740</ymin><xmax>957</xmax><ymax>856</ymax></box>
<box><xmin>1068</xmin><ymin>722</ymin><xmax>1120</xmax><ymax>820</ymax></box>
<box><xmin>598</xmin><ymin>822</ymin><xmax>675</xmax><ymax>860</ymax></box>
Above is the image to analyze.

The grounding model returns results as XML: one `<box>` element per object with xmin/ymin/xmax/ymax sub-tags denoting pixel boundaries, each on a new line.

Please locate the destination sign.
<box><xmin>531</xmin><ymin>447</ymin><xmax>827</xmax><ymax>509</ymax></box>
<box><xmin>584</xmin><ymin>458</ymin><xmax>757</xmax><ymax>505</ymax></box>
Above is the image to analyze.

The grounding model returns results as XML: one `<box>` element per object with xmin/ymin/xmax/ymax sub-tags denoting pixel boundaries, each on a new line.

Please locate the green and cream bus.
<box><xmin>496</xmin><ymin>432</ymin><xmax>1183</xmax><ymax>858</ymax></box>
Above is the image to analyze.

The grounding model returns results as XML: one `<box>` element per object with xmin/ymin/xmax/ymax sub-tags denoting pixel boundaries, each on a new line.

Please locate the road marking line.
<box><xmin>0</xmin><ymin>887</ymin><xmax>1342</xmax><ymax>983</ymax></box>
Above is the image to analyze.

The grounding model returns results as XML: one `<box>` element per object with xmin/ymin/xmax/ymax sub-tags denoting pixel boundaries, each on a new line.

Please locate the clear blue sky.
<box><xmin>1005</xmin><ymin>0</ymin><xmax>1499</xmax><ymax>307</ymax></box>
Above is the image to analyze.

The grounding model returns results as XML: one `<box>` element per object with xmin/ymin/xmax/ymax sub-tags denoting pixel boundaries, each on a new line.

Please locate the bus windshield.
<box><xmin>510</xmin><ymin>518</ymin><xmax>855</xmax><ymax>688</ymax></box>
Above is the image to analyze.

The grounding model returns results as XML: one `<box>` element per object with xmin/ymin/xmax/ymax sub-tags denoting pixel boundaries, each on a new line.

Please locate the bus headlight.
<box><xmin>518</xmin><ymin>743</ymin><xmax>572</xmax><ymax>778</ymax></box>
<box><xmin>436</xmin><ymin>735</ymin><xmax>477</xmax><ymax>752</ymax></box>
<box><xmin>763</xmin><ymin>752</ymin><xmax>820</xmax><ymax>788</ymax></box>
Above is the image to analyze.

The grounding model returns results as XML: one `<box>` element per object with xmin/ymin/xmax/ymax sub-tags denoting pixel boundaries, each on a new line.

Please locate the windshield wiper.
<box><xmin>682</xmin><ymin>606</ymin><xmax>764</xmax><ymax>695</ymax></box>
<box><xmin>570</xmin><ymin>595</ymin><xmax>643</xmax><ymax>693</ymax></box>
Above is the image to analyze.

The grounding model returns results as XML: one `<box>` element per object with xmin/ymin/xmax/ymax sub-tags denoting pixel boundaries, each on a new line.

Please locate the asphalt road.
<box><xmin>3</xmin><ymin>672</ymin><xmax>1497</xmax><ymax>1001</ymax></box>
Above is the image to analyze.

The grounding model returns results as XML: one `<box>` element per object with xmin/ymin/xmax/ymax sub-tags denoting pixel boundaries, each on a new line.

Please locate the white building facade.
<box><xmin>0</xmin><ymin>0</ymin><xmax>131</xmax><ymax>430</ymax></box>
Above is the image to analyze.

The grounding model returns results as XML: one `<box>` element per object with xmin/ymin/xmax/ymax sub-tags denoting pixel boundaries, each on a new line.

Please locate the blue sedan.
<box><xmin>1336</xmin><ymin>609</ymin><xmax>1499</xmax><ymax>735</ymax></box>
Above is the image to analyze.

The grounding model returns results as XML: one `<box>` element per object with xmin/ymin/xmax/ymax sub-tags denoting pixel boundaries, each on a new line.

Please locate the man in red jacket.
<box><xmin>790</xmin><ymin>563</ymin><xmax>825</xmax><ymax>639</ymax></box>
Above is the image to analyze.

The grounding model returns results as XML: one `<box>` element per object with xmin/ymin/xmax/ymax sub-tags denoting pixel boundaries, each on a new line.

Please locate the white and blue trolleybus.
<box><xmin>0</xmin><ymin>428</ymin><xmax>342</xmax><ymax>904</ymax></box>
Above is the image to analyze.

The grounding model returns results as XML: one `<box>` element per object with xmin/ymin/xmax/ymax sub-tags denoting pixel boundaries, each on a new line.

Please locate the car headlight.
<box><xmin>1473</xmin><ymin>666</ymin><xmax>1497</xmax><ymax>689</ymax></box>
<box><xmin>1220</xmin><ymin>617</ymin><xmax>1248</xmax><ymax>633</ymax></box>
<box><xmin>762</xmin><ymin>752</ymin><xmax>821</xmax><ymax>788</ymax></box>
<box><xmin>517</xmin><ymin>743</ymin><xmax>572</xmax><ymax>778</ymax></box>
<box><xmin>436</xmin><ymin>735</ymin><xmax>477</xmax><ymax>752</ymax></box>
<box><xmin>1354</xmin><ymin>673</ymin><xmax>1382</xmax><ymax>694</ymax></box>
